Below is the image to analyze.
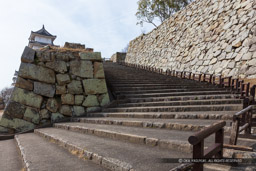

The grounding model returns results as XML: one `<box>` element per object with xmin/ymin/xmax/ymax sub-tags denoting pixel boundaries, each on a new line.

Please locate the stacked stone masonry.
<box><xmin>111</xmin><ymin>52</ymin><xmax>126</xmax><ymax>63</ymax></box>
<box><xmin>0</xmin><ymin>45</ymin><xmax>110</xmax><ymax>133</ymax></box>
<box><xmin>126</xmin><ymin>0</ymin><xmax>256</xmax><ymax>79</ymax></box>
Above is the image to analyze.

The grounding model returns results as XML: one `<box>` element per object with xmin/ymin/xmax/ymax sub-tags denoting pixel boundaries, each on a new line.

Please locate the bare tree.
<box><xmin>136</xmin><ymin>0</ymin><xmax>192</xmax><ymax>27</ymax></box>
<box><xmin>121</xmin><ymin>44</ymin><xmax>129</xmax><ymax>53</ymax></box>
<box><xmin>0</xmin><ymin>87</ymin><xmax>13</xmax><ymax>105</ymax></box>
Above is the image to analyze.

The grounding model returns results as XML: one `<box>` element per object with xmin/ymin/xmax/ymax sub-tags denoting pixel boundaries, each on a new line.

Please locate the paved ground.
<box><xmin>0</xmin><ymin>110</ymin><xmax>3</xmax><ymax>118</ymax></box>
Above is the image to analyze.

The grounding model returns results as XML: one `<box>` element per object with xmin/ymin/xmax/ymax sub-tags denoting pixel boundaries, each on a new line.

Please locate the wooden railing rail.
<box><xmin>229</xmin><ymin>105</ymin><xmax>254</xmax><ymax>145</ymax></box>
<box><xmin>188</xmin><ymin>121</ymin><xmax>226</xmax><ymax>171</ymax></box>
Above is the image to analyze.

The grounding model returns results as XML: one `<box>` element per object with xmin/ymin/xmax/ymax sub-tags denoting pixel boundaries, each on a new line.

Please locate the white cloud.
<box><xmin>0</xmin><ymin>0</ymin><xmax>154</xmax><ymax>89</ymax></box>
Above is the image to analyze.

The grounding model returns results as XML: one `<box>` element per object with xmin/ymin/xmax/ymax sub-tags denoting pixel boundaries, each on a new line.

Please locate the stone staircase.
<box><xmin>0</xmin><ymin>62</ymin><xmax>256</xmax><ymax>171</ymax></box>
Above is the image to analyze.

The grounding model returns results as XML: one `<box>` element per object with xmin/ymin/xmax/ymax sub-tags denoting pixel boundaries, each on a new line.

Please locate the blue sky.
<box><xmin>0</xmin><ymin>0</ymin><xmax>155</xmax><ymax>89</ymax></box>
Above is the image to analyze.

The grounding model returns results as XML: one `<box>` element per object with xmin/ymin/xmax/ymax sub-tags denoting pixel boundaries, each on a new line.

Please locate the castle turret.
<box><xmin>28</xmin><ymin>25</ymin><xmax>56</xmax><ymax>49</ymax></box>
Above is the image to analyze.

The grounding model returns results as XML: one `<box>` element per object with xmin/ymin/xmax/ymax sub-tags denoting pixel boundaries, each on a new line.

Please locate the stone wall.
<box><xmin>111</xmin><ymin>52</ymin><xmax>126</xmax><ymax>63</ymax></box>
<box><xmin>0</xmin><ymin>45</ymin><xmax>110</xmax><ymax>133</ymax></box>
<box><xmin>126</xmin><ymin>0</ymin><xmax>256</xmax><ymax>79</ymax></box>
<box><xmin>0</xmin><ymin>98</ymin><xmax>4</xmax><ymax>110</ymax></box>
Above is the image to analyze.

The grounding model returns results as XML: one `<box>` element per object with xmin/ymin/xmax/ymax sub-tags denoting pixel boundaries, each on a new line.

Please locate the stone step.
<box><xmin>86</xmin><ymin>111</ymin><xmax>237</xmax><ymax>120</ymax></box>
<box><xmin>0</xmin><ymin>139</ymin><xmax>23</xmax><ymax>171</ymax></box>
<box><xmin>74</xmin><ymin>117</ymin><xmax>233</xmax><ymax>132</ymax></box>
<box><xmin>126</xmin><ymin>94</ymin><xmax>239</xmax><ymax>103</ymax></box>
<box><xmin>119</xmin><ymin>90</ymin><xmax>232</xmax><ymax>98</ymax></box>
<box><xmin>113</xmin><ymin>85</ymin><xmax>216</xmax><ymax>91</ymax></box>
<box><xmin>117</xmin><ymin>99</ymin><xmax>242</xmax><ymax>107</ymax></box>
<box><xmin>53</xmin><ymin>122</ymin><xmax>256</xmax><ymax>151</ymax></box>
<box><xmin>35</xmin><ymin>128</ymin><xmax>190</xmax><ymax>171</ymax></box>
<box><xmin>115</xmin><ymin>88</ymin><xmax>224</xmax><ymax>95</ymax></box>
<box><xmin>15</xmin><ymin>133</ymin><xmax>105</xmax><ymax>171</ymax></box>
<box><xmin>54</xmin><ymin>122</ymin><xmax>193</xmax><ymax>152</ymax></box>
<box><xmin>108</xmin><ymin>80</ymin><xmax>196</xmax><ymax>84</ymax></box>
<box><xmin>111</xmin><ymin>83</ymin><xmax>203</xmax><ymax>87</ymax></box>
<box><xmin>103</xmin><ymin>104</ymin><xmax>243</xmax><ymax>113</ymax></box>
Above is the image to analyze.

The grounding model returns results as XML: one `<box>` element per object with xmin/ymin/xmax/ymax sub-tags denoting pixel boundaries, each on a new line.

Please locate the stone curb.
<box><xmin>34</xmin><ymin>130</ymin><xmax>134</xmax><ymax>171</ymax></box>
<box><xmin>14</xmin><ymin>135</ymin><xmax>30</xmax><ymax>171</ymax></box>
<box><xmin>54</xmin><ymin>123</ymin><xmax>193</xmax><ymax>153</ymax></box>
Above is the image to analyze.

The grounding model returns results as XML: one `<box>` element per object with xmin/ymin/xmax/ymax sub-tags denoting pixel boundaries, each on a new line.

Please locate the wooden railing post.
<box><xmin>228</xmin><ymin>77</ymin><xmax>232</xmax><ymax>87</ymax></box>
<box><xmin>215</xmin><ymin>128</ymin><xmax>224</xmax><ymax>158</ymax></box>
<box><xmin>241</xmin><ymin>83</ymin><xmax>245</xmax><ymax>98</ymax></box>
<box><xmin>192</xmin><ymin>141</ymin><xmax>204</xmax><ymax>171</ymax></box>
<box><xmin>246</xmin><ymin>83</ymin><xmax>250</xmax><ymax>97</ymax></box>
<box><xmin>250</xmin><ymin>85</ymin><xmax>256</xmax><ymax>103</ymax></box>
<box><xmin>209</xmin><ymin>75</ymin><xmax>213</xmax><ymax>84</ymax></box>
<box><xmin>189</xmin><ymin>72</ymin><xmax>192</xmax><ymax>80</ymax></box>
<box><xmin>229</xmin><ymin>105</ymin><xmax>253</xmax><ymax>145</ymax></box>
<box><xmin>219</xmin><ymin>76</ymin><xmax>222</xmax><ymax>86</ymax></box>
<box><xmin>189</xmin><ymin>121</ymin><xmax>226</xmax><ymax>171</ymax></box>
<box><xmin>199</xmin><ymin>74</ymin><xmax>202</xmax><ymax>82</ymax></box>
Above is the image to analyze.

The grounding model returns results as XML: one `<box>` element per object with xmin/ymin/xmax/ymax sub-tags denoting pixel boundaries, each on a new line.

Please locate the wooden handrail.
<box><xmin>233</xmin><ymin>105</ymin><xmax>252</xmax><ymax>119</ymax></box>
<box><xmin>188</xmin><ymin>121</ymin><xmax>226</xmax><ymax>171</ymax></box>
<box><xmin>188</xmin><ymin>121</ymin><xmax>226</xmax><ymax>145</ymax></box>
<box><xmin>229</xmin><ymin>105</ymin><xmax>253</xmax><ymax>145</ymax></box>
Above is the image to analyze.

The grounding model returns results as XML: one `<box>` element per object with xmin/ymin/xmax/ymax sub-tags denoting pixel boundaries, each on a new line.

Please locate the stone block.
<box><xmin>40</xmin><ymin>109</ymin><xmax>50</xmax><ymax>119</ymax></box>
<box><xmin>4</xmin><ymin>101</ymin><xmax>26</xmax><ymax>119</ymax></box>
<box><xmin>0</xmin><ymin>117</ymin><xmax>34</xmax><ymax>132</ymax></box>
<box><xmin>24</xmin><ymin>107</ymin><xmax>40</xmax><ymax>124</ymax></box>
<box><xmin>56</xmin><ymin>85</ymin><xmax>66</xmax><ymax>94</ymax></box>
<box><xmin>0</xmin><ymin>126</ymin><xmax>9</xmax><ymax>133</ymax></box>
<box><xmin>242</xmin><ymin>52</ymin><xmax>253</xmax><ymax>60</ymax></box>
<box><xmin>45</xmin><ymin>61</ymin><xmax>67</xmax><ymax>73</ymax></box>
<box><xmin>34</xmin><ymin>82</ymin><xmax>55</xmax><ymax>98</ymax></box>
<box><xmin>79</xmin><ymin>52</ymin><xmax>102</xmax><ymax>61</ymax></box>
<box><xmin>82</xmin><ymin>79</ymin><xmax>107</xmax><ymax>95</ymax></box>
<box><xmin>146</xmin><ymin>138</ymin><xmax>158</xmax><ymax>146</ymax></box>
<box><xmin>75</xmin><ymin>95</ymin><xmax>84</xmax><ymax>105</ymax></box>
<box><xmin>56</xmin><ymin>74</ymin><xmax>71</xmax><ymax>86</ymax></box>
<box><xmin>61</xmin><ymin>94</ymin><xmax>74</xmax><ymax>105</ymax></box>
<box><xmin>46</xmin><ymin>98</ymin><xmax>60</xmax><ymax>113</ymax></box>
<box><xmin>15</xmin><ymin>77</ymin><xmax>33</xmax><ymax>91</ymax></box>
<box><xmin>51</xmin><ymin>113</ymin><xmax>64</xmax><ymax>123</ymax></box>
<box><xmin>12</xmin><ymin>87</ymin><xmax>43</xmax><ymax>109</ymax></box>
<box><xmin>94</xmin><ymin>62</ymin><xmax>105</xmax><ymax>78</ymax></box>
<box><xmin>36</xmin><ymin>51</ymin><xmax>53</xmax><ymax>62</ymax></box>
<box><xmin>69</xmin><ymin>60</ymin><xmax>93</xmax><ymax>78</ymax></box>
<box><xmin>21</xmin><ymin>46</ymin><xmax>35</xmax><ymax>63</ymax></box>
<box><xmin>59</xmin><ymin>105</ymin><xmax>72</xmax><ymax>116</ymax></box>
<box><xmin>98</xmin><ymin>93</ymin><xmax>110</xmax><ymax>106</ymax></box>
<box><xmin>86</xmin><ymin>107</ymin><xmax>101</xmax><ymax>113</ymax></box>
<box><xmin>67</xmin><ymin>80</ymin><xmax>83</xmax><ymax>94</ymax></box>
<box><xmin>19</xmin><ymin>63</ymin><xmax>55</xmax><ymax>84</ymax></box>
<box><xmin>73</xmin><ymin>106</ymin><xmax>85</xmax><ymax>116</ymax></box>
<box><xmin>246</xmin><ymin>67</ymin><xmax>256</xmax><ymax>75</ymax></box>
<box><xmin>82</xmin><ymin>95</ymin><xmax>99</xmax><ymax>107</ymax></box>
